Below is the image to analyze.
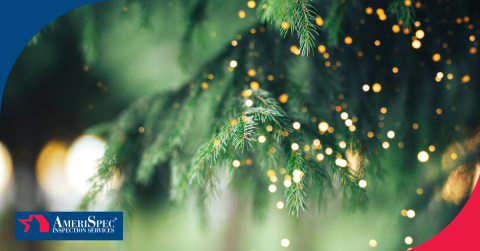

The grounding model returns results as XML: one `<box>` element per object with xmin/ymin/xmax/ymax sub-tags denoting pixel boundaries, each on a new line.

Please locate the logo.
<box><xmin>15</xmin><ymin>212</ymin><xmax>123</xmax><ymax>240</ymax></box>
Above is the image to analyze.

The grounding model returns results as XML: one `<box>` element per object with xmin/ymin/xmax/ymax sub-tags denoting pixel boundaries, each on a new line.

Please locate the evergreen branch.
<box><xmin>285</xmin><ymin>150</ymin><xmax>309</xmax><ymax>216</ymax></box>
<box><xmin>387</xmin><ymin>0</ymin><xmax>416</xmax><ymax>29</ymax></box>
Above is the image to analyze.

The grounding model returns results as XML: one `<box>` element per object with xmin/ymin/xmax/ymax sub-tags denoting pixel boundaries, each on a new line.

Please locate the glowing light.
<box><xmin>313</xmin><ymin>139</ymin><xmax>320</xmax><ymax>146</ymax></box>
<box><xmin>407</xmin><ymin>209</ymin><xmax>416</xmax><ymax>218</ymax></box>
<box><xmin>404</xmin><ymin>0</ymin><xmax>411</xmax><ymax>6</ymax></box>
<box><xmin>248</xmin><ymin>69</ymin><xmax>256</xmax><ymax>77</ymax></box>
<box><xmin>316</xmin><ymin>153</ymin><xmax>324</xmax><ymax>161</ymax></box>
<box><xmin>412</xmin><ymin>40</ymin><xmax>421</xmax><ymax>49</ymax></box>
<box><xmin>401</xmin><ymin>209</ymin><xmax>407</xmax><ymax>216</ymax></box>
<box><xmin>417</xmin><ymin>188</ymin><xmax>424</xmax><ymax>194</ymax></box>
<box><xmin>335</xmin><ymin>158</ymin><xmax>347</xmax><ymax>167</ymax></box>
<box><xmin>375</xmin><ymin>40</ymin><xmax>380</xmax><ymax>46</ymax></box>
<box><xmin>462</xmin><ymin>75</ymin><xmax>470</xmax><ymax>83</ymax></box>
<box><xmin>369</xmin><ymin>239</ymin><xmax>377</xmax><ymax>247</ymax></box>
<box><xmin>344</xmin><ymin>36</ymin><xmax>353</xmax><ymax>44</ymax></box>
<box><xmin>432</xmin><ymin>53</ymin><xmax>441</xmax><ymax>62</ymax></box>
<box><xmin>429</xmin><ymin>145</ymin><xmax>435</xmax><ymax>152</ymax></box>
<box><xmin>238</xmin><ymin>10</ymin><xmax>246</xmax><ymax>18</ymax></box>
<box><xmin>405</xmin><ymin>236</ymin><xmax>413</xmax><ymax>245</ymax></box>
<box><xmin>293</xmin><ymin>176</ymin><xmax>301</xmax><ymax>183</ymax></box>
<box><xmin>291</xmin><ymin>143</ymin><xmax>299</xmax><ymax>151</ymax></box>
<box><xmin>372</xmin><ymin>83</ymin><xmax>382</xmax><ymax>92</ymax></box>
<box><xmin>416</xmin><ymin>30</ymin><xmax>425</xmax><ymax>39</ymax></box>
<box><xmin>290</xmin><ymin>45</ymin><xmax>300</xmax><ymax>55</ymax></box>
<box><xmin>339</xmin><ymin>141</ymin><xmax>346</xmax><ymax>148</ymax></box>
<box><xmin>366</xmin><ymin>7</ymin><xmax>373</xmax><ymax>15</ymax></box>
<box><xmin>279</xmin><ymin>94</ymin><xmax>288</xmax><ymax>103</ymax></box>
<box><xmin>345</xmin><ymin>119</ymin><xmax>353</xmax><ymax>126</ymax></box>
<box><xmin>451</xmin><ymin>153</ymin><xmax>457</xmax><ymax>159</ymax></box>
<box><xmin>245</xmin><ymin>99</ymin><xmax>253</xmax><ymax>107</ymax></box>
<box><xmin>266</xmin><ymin>125</ymin><xmax>273</xmax><ymax>132</ymax></box>
<box><xmin>437</xmin><ymin>72</ymin><xmax>444</xmax><ymax>78</ymax></box>
<box><xmin>65</xmin><ymin>135</ymin><xmax>106</xmax><ymax>193</ymax></box>
<box><xmin>268</xmin><ymin>184</ymin><xmax>277</xmax><ymax>193</ymax></box>
<box><xmin>359</xmin><ymin>179</ymin><xmax>367</xmax><ymax>188</ymax></box>
<box><xmin>35</xmin><ymin>140</ymin><xmax>68</xmax><ymax>196</ymax></box>
<box><xmin>247</xmin><ymin>0</ymin><xmax>256</xmax><ymax>8</ymax></box>
<box><xmin>242</xmin><ymin>89</ymin><xmax>252</xmax><ymax>97</ymax></box>
<box><xmin>325</xmin><ymin>148</ymin><xmax>333</xmax><ymax>155</ymax></box>
<box><xmin>413</xmin><ymin>123</ymin><xmax>419</xmax><ymax>129</ymax></box>
<box><xmin>258</xmin><ymin>135</ymin><xmax>266</xmax><ymax>143</ymax></box>
<box><xmin>418</xmin><ymin>151</ymin><xmax>429</xmax><ymax>162</ymax></box>
<box><xmin>318</xmin><ymin>45</ymin><xmax>326</xmax><ymax>53</ymax></box>
<box><xmin>436</xmin><ymin>108</ymin><xmax>442</xmax><ymax>114</ymax></box>
<box><xmin>380</xmin><ymin>107</ymin><xmax>387</xmax><ymax>114</ymax></box>
<box><xmin>233</xmin><ymin>160</ymin><xmax>241</xmax><ymax>167</ymax></box>
<box><xmin>230</xmin><ymin>60</ymin><xmax>237</xmax><ymax>67</ymax></box>
<box><xmin>270</xmin><ymin>176</ymin><xmax>277</xmax><ymax>182</ymax></box>
<box><xmin>284</xmin><ymin>179</ymin><xmax>292</xmax><ymax>187</ymax></box>
<box><xmin>363</xmin><ymin>84</ymin><xmax>370</xmax><ymax>92</ymax></box>
<box><xmin>0</xmin><ymin>141</ymin><xmax>13</xmax><ymax>193</ymax></box>
<box><xmin>393</xmin><ymin>67</ymin><xmax>399</xmax><ymax>73</ymax></box>
<box><xmin>316</xmin><ymin>16</ymin><xmax>324</xmax><ymax>26</ymax></box>
<box><xmin>250</xmin><ymin>81</ymin><xmax>259</xmax><ymax>90</ymax></box>
<box><xmin>138</xmin><ymin>127</ymin><xmax>145</xmax><ymax>133</ymax></box>
<box><xmin>387</xmin><ymin>131</ymin><xmax>395</xmax><ymax>139</ymax></box>
<box><xmin>392</xmin><ymin>25</ymin><xmax>400</xmax><ymax>33</ymax></box>
<box><xmin>281</xmin><ymin>238</ymin><xmax>290</xmax><ymax>247</ymax></box>
<box><xmin>383</xmin><ymin>142</ymin><xmax>390</xmax><ymax>149</ymax></box>
<box><xmin>293</xmin><ymin>122</ymin><xmax>301</xmax><ymax>130</ymax></box>
<box><xmin>319</xmin><ymin>122</ymin><xmax>329</xmax><ymax>132</ymax></box>
<box><xmin>276</xmin><ymin>201</ymin><xmax>284</xmax><ymax>209</ymax></box>
<box><xmin>231</xmin><ymin>40</ymin><xmax>238</xmax><ymax>46</ymax></box>
<box><xmin>340</xmin><ymin>112</ymin><xmax>348</xmax><ymax>120</ymax></box>
<box><xmin>281</xmin><ymin>22</ymin><xmax>290</xmax><ymax>30</ymax></box>
<box><xmin>201</xmin><ymin>82</ymin><xmax>209</xmax><ymax>89</ymax></box>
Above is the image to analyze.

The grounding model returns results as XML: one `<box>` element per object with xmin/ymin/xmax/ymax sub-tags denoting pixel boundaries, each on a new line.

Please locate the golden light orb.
<box><xmin>268</xmin><ymin>184</ymin><xmax>277</xmax><ymax>193</ymax></box>
<box><xmin>316</xmin><ymin>153</ymin><xmax>324</xmax><ymax>161</ymax></box>
<box><xmin>238</xmin><ymin>10</ymin><xmax>246</xmax><ymax>18</ymax></box>
<box><xmin>230</xmin><ymin>60</ymin><xmax>237</xmax><ymax>67</ymax></box>
<box><xmin>318</xmin><ymin>122</ymin><xmax>329</xmax><ymax>132</ymax></box>
<box><xmin>363</xmin><ymin>84</ymin><xmax>370</xmax><ymax>92</ymax></box>
<box><xmin>387</xmin><ymin>131</ymin><xmax>395</xmax><ymax>139</ymax></box>
<box><xmin>432</xmin><ymin>53</ymin><xmax>441</xmax><ymax>62</ymax></box>
<box><xmin>291</xmin><ymin>143</ymin><xmax>299</xmax><ymax>151</ymax></box>
<box><xmin>407</xmin><ymin>209</ymin><xmax>416</xmax><ymax>218</ymax></box>
<box><xmin>405</xmin><ymin>236</ymin><xmax>413</xmax><ymax>245</ymax></box>
<box><xmin>392</xmin><ymin>25</ymin><xmax>400</xmax><ymax>33</ymax></box>
<box><xmin>335</xmin><ymin>158</ymin><xmax>347</xmax><ymax>167</ymax></box>
<box><xmin>325</xmin><ymin>147</ymin><xmax>333</xmax><ymax>155</ymax></box>
<box><xmin>258</xmin><ymin>135</ymin><xmax>266</xmax><ymax>143</ymax></box>
<box><xmin>416</xmin><ymin>30</ymin><xmax>425</xmax><ymax>39</ymax></box>
<box><xmin>372</xmin><ymin>83</ymin><xmax>382</xmax><ymax>92</ymax></box>
<box><xmin>245</xmin><ymin>99</ymin><xmax>253</xmax><ymax>107</ymax></box>
<box><xmin>233</xmin><ymin>160</ymin><xmax>240</xmax><ymax>167</ymax></box>
<box><xmin>316</xmin><ymin>16</ymin><xmax>324</xmax><ymax>26</ymax></box>
<box><xmin>284</xmin><ymin>179</ymin><xmax>292</xmax><ymax>187</ymax></box>
<box><xmin>293</xmin><ymin>122</ymin><xmax>301</xmax><ymax>130</ymax></box>
<box><xmin>412</xmin><ymin>40</ymin><xmax>421</xmax><ymax>49</ymax></box>
<box><xmin>344</xmin><ymin>36</ymin><xmax>353</xmax><ymax>44</ymax></box>
<box><xmin>366</xmin><ymin>7</ymin><xmax>373</xmax><ymax>15</ymax></box>
<box><xmin>250</xmin><ymin>81</ymin><xmax>259</xmax><ymax>90</ymax></box>
<box><xmin>369</xmin><ymin>239</ymin><xmax>377</xmax><ymax>247</ymax></box>
<box><xmin>418</xmin><ymin>151</ymin><xmax>429</xmax><ymax>162</ymax></box>
<box><xmin>339</xmin><ymin>141</ymin><xmax>347</xmax><ymax>148</ymax></box>
<box><xmin>276</xmin><ymin>201</ymin><xmax>284</xmax><ymax>209</ymax></box>
<box><xmin>318</xmin><ymin>45</ymin><xmax>326</xmax><ymax>53</ymax></box>
<box><xmin>359</xmin><ymin>179</ymin><xmax>367</xmax><ymax>188</ymax></box>
<box><xmin>281</xmin><ymin>238</ymin><xmax>290</xmax><ymax>247</ymax></box>
<box><xmin>247</xmin><ymin>0</ymin><xmax>256</xmax><ymax>8</ymax></box>
<box><xmin>341</xmin><ymin>112</ymin><xmax>348</xmax><ymax>120</ymax></box>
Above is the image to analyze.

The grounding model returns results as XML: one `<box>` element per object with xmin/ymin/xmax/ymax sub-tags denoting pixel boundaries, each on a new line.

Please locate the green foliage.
<box><xmin>387</xmin><ymin>0</ymin><xmax>416</xmax><ymax>29</ymax></box>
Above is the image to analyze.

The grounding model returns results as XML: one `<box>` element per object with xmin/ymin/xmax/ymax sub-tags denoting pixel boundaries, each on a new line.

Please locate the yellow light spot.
<box><xmin>201</xmin><ymin>82</ymin><xmax>209</xmax><ymax>89</ymax></box>
<box><xmin>393</xmin><ymin>67</ymin><xmax>399</xmax><ymax>73</ymax></box>
<box><xmin>418</xmin><ymin>151</ymin><xmax>429</xmax><ymax>162</ymax></box>
<box><xmin>369</xmin><ymin>239</ymin><xmax>377</xmax><ymax>247</ymax></box>
<box><xmin>367</xmin><ymin>132</ymin><xmax>374</xmax><ymax>138</ymax></box>
<box><xmin>279</xmin><ymin>94</ymin><xmax>288</xmax><ymax>103</ymax></box>
<box><xmin>436</xmin><ymin>108</ymin><xmax>442</xmax><ymax>114</ymax></box>
<box><xmin>401</xmin><ymin>209</ymin><xmax>407</xmax><ymax>216</ymax></box>
<box><xmin>316</xmin><ymin>153</ymin><xmax>324</xmax><ymax>161</ymax></box>
<box><xmin>242</xmin><ymin>89</ymin><xmax>252</xmax><ymax>97</ymax></box>
<box><xmin>416</xmin><ymin>30</ymin><xmax>425</xmax><ymax>39</ymax></box>
<box><xmin>250</xmin><ymin>28</ymin><xmax>256</xmax><ymax>34</ymax></box>
<box><xmin>374</xmin><ymin>40</ymin><xmax>380</xmax><ymax>46</ymax></box>
<box><xmin>284</xmin><ymin>179</ymin><xmax>292</xmax><ymax>187</ymax></box>
<box><xmin>387</xmin><ymin>131</ymin><xmax>395</xmax><ymax>139</ymax></box>
<box><xmin>318</xmin><ymin>122</ymin><xmax>329</xmax><ymax>132</ymax></box>
<box><xmin>344</xmin><ymin>36</ymin><xmax>353</xmax><ymax>44</ymax></box>
<box><xmin>451</xmin><ymin>153</ymin><xmax>457</xmax><ymax>159</ymax></box>
<box><xmin>267</xmin><ymin>170</ymin><xmax>275</xmax><ymax>177</ymax></box>
<box><xmin>293</xmin><ymin>122</ymin><xmax>301</xmax><ymax>130</ymax></box>
<box><xmin>372</xmin><ymin>83</ymin><xmax>382</xmax><ymax>92</ymax></box>
<box><xmin>303</xmin><ymin>145</ymin><xmax>310</xmax><ymax>151</ymax></box>
<box><xmin>281</xmin><ymin>22</ymin><xmax>290</xmax><ymax>30</ymax></box>
<box><xmin>412</xmin><ymin>40</ymin><xmax>421</xmax><ymax>49</ymax></box>
<box><xmin>349</xmin><ymin>125</ymin><xmax>356</xmax><ymax>131</ymax></box>
<box><xmin>376</xmin><ymin>8</ymin><xmax>384</xmax><ymax>16</ymax></box>
<box><xmin>340</xmin><ymin>112</ymin><xmax>348</xmax><ymax>120</ymax></box>
<box><xmin>250</xmin><ymin>81</ymin><xmax>259</xmax><ymax>90</ymax></box>
<box><xmin>238</xmin><ymin>10</ymin><xmax>246</xmax><ymax>18</ymax></box>
<box><xmin>379</xmin><ymin>14</ymin><xmax>387</xmax><ymax>21</ymax></box>
<box><xmin>403</xmin><ymin>28</ymin><xmax>411</xmax><ymax>34</ymax></box>
<box><xmin>258</xmin><ymin>135</ymin><xmax>266</xmax><ymax>143</ymax></box>
<box><xmin>268</xmin><ymin>184</ymin><xmax>277</xmax><ymax>193</ymax></box>
<box><xmin>433</xmin><ymin>53</ymin><xmax>441</xmax><ymax>62</ymax></box>
<box><xmin>138</xmin><ymin>127</ymin><xmax>145</xmax><ymax>133</ymax></box>
<box><xmin>290</xmin><ymin>45</ymin><xmax>300</xmax><ymax>55</ymax></box>
<box><xmin>233</xmin><ymin>160</ymin><xmax>240</xmax><ymax>167</ymax></box>
<box><xmin>231</xmin><ymin>40</ymin><xmax>238</xmax><ymax>46</ymax></box>
<box><xmin>383</xmin><ymin>142</ymin><xmax>390</xmax><ymax>149</ymax></box>
<box><xmin>247</xmin><ymin>69</ymin><xmax>256</xmax><ymax>77</ymax></box>
<box><xmin>325</xmin><ymin>148</ymin><xmax>333</xmax><ymax>155</ymax></box>
<box><xmin>405</xmin><ymin>237</ymin><xmax>413</xmax><ymax>245</ymax></box>
<box><xmin>122</xmin><ymin>6</ymin><xmax>128</xmax><ymax>11</ymax></box>
<box><xmin>335</xmin><ymin>158</ymin><xmax>347</xmax><ymax>167</ymax></box>
<box><xmin>429</xmin><ymin>145</ymin><xmax>435</xmax><ymax>152</ymax></box>
<box><xmin>447</xmin><ymin>73</ymin><xmax>453</xmax><ymax>79</ymax></box>
<box><xmin>281</xmin><ymin>238</ymin><xmax>290</xmax><ymax>247</ymax></box>
<box><xmin>366</xmin><ymin>7</ymin><xmax>373</xmax><ymax>15</ymax></box>
<box><xmin>417</xmin><ymin>188</ymin><xmax>424</xmax><ymax>194</ymax></box>
<box><xmin>407</xmin><ymin>210</ymin><xmax>415</xmax><ymax>218</ymax></box>
<box><xmin>399</xmin><ymin>142</ymin><xmax>404</xmax><ymax>148</ymax></box>
<box><xmin>313</xmin><ymin>139</ymin><xmax>320</xmax><ymax>146</ymax></box>
<box><xmin>392</xmin><ymin>24</ymin><xmax>400</xmax><ymax>33</ymax></box>
<box><xmin>404</xmin><ymin>0</ymin><xmax>411</xmax><ymax>6</ymax></box>
<box><xmin>471</xmin><ymin>47</ymin><xmax>477</xmax><ymax>54</ymax></box>
<box><xmin>316</xmin><ymin>16</ymin><xmax>324</xmax><ymax>26</ymax></box>
<box><xmin>413</xmin><ymin>123</ymin><xmax>419</xmax><ymax>129</ymax></box>
<box><xmin>291</xmin><ymin>143</ymin><xmax>299</xmax><ymax>151</ymax></box>
<box><xmin>279</xmin><ymin>168</ymin><xmax>286</xmax><ymax>174</ymax></box>
<box><xmin>247</xmin><ymin>1</ymin><xmax>256</xmax><ymax>8</ymax></box>
<box><xmin>230</xmin><ymin>60</ymin><xmax>237</xmax><ymax>67</ymax></box>
<box><xmin>270</xmin><ymin>176</ymin><xmax>277</xmax><ymax>182</ymax></box>
<box><xmin>363</xmin><ymin>84</ymin><xmax>370</xmax><ymax>92</ymax></box>
<box><xmin>359</xmin><ymin>179</ymin><xmax>367</xmax><ymax>188</ymax></box>
<box><xmin>462</xmin><ymin>75</ymin><xmax>470</xmax><ymax>83</ymax></box>
<box><xmin>245</xmin><ymin>99</ymin><xmax>253</xmax><ymax>107</ymax></box>
<box><xmin>339</xmin><ymin>141</ymin><xmax>346</xmax><ymax>148</ymax></box>
<box><xmin>276</xmin><ymin>201</ymin><xmax>284</xmax><ymax>209</ymax></box>
<box><xmin>318</xmin><ymin>45</ymin><xmax>326</xmax><ymax>53</ymax></box>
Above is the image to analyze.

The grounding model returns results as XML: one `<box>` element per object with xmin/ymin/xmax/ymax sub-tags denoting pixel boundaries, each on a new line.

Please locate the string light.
<box><xmin>316</xmin><ymin>16</ymin><xmax>324</xmax><ymax>26</ymax></box>
<box><xmin>335</xmin><ymin>158</ymin><xmax>347</xmax><ymax>167</ymax></box>
<box><xmin>407</xmin><ymin>210</ymin><xmax>416</xmax><ymax>218</ymax></box>
<box><xmin>247</xmin><ymin>0</ymin><xmax>256</xmax><ymax>8</ymax></box>
<box><xmin>340</xmin><ymin>112</ymin><xmax>348</xmax><ymax>120</ymax></box>
<box><xmin>258</xmin><ymin>136</ymin><xmax>266</xmax><ymax>143</ymax></box>
<box><xmin>291</xmin><ymin>143</ymin><xmax>299</xmax><ymax>150</ymax></box>
<box><xmin>432</xmin><ymin>53</ymin><xmax>441</xmax><ymax>62</ymax></box>
<box><xmin>245</xmin><ymin>99</ymin><xmax>253</xmax><ymax>107</ymax></box>
<box><xmin>387</xmin><ymin>131</ymin><xmax>395</xmax><ymax>138</ymax></box>
<box><xmin>359</xmin><ymin>179</ymin><xmax>367</xmax><ymax>188</ymax></box>
<box><xmin>339</xmin><ymin>141</ymin><xmax>346</xmax><ymax>148</ymax></box>
<box><xmin>369</xmin><ymin>239</ymin><xmax>377</xmax><ymax>247</ymax></box>
<box><xmin>276</xmin><ymin>201</ymin><xmax>284</xmax><ymax>209</ymax></box>
<box><xmin>250</xmin><ymin>81</ymin><xmax>259</xmax><ymax>89</ymax></box>
<box><xmin>405</xmin><ymin>237</ymin><xmax>413</xmax><ymax>245</ymax></box>
<box><xmin>325</xmin><ymin>148</ymin><xmax>333</xmax><ymax>155</ymax></box>
<box><xmin>233</xmin><ymin>160</ymin><xmax>240</xmax><ymax>167</ymax></box>
<box><xmin>284</xmin><ymin>179</ymin><xmax>292</xmax><ymax>187</ymax></box>
<box><xmin>392</xmin><ymin>24</ymin><xmax>400</xmax><ymax>33</ymax></box>
<box><xmin>372</xmin><ymin>83</ymin><xmax>382</xmax><ymax>92</ymax></box>
<box><xmin>345</xmin><ymin>119</ymin><xmax>353</xmax><ymax>126</ymax></box>
<box><xmin>230</xmin><ymin>60</ymin><xmax>237</xmax><ymax>67</ymax></box>
<box><xmin>412</xmin><ymin>40</ymin><xmax>421</xmax><ymax>49</ymax></box>
<box><xmin>268</xmin><ymin>184</ymin><xmax>277</xmax><ymax>193</ymax></box>
<box><xmin>318</xmin><ymin>122</ymin><xmax>329</xmax><ymax>132</ymax></box>
<box><xmin>416</xmin><ymin>30</ymin><xmax>425</xmax><ymax>39</ymax></box>
<box><xmin>293</xmin><ymin>122</ymin><xmax>301</xmax><ymax>130</ymax></box>
<box><xmin>238</xmin><ymin>10</ymin><xmax>246</xmax><ymax>18</ymax></box>
<box><xmin>318</xmin><ymin>45</ymin><xmax>326</xmax><ymax>53</ymax></box>
<box><xmin>366</xmin><ymin>7</ymin><xmax>373</xmax><ymax>14</ymax></box>
<box><xmin>418</xmin><ymin>151</ymin><xmax>429</xmax><ymax>162</ymax></box>
<box><xmin>382</xmin><ymin>142</ymin><xmax>390</xmax><ymax>149</ymax></box>
<box><xmin>363</xmin><ymin>84</ymin><xmax>370</xmax><ymax>92</ymax></box>
<box><xmin>281</xmin><ymin>238</ymin><xmax>290</xmax><ymax>247</ymax></box>
<box><xmin>316</xmin><ymin>153</ymin><xmax>324</xmax><ymax>161</ymax></box>
<box><xmin>344</xmin><ymin>36</ymin><xmax>353</xmax><ymax>44</ymax></box>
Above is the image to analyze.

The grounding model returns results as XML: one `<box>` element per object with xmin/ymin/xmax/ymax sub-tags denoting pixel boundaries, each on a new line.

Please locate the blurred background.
<box><xmin>1</xmin><ymin>0</ymin><xmax>479</xmax><ymax>250</ymax></box>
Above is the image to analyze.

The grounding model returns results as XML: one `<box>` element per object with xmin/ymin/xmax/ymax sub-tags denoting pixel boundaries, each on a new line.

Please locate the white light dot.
<box><xmin>281</xmin><ymin>238</ymin><xmax>290</xmax><ymax>247</ymax></box>
<box><xmin>293</xmin><ymin>176</ymin><xmax>301</xmax><ymax>183</ymax></box>
<box><xmin>258</xmin><ymin>135</ymin><xmax>266</xmax><ymax>143</ymax></box>
<box><xmin>233</xmin><ymin>160</ymin><xmax>240</xmax><ymax>167</ymax></box>
<box><xmin>276</xmin><ymin>201</ymin><xmax>284</xmax><ymax>209</ymax></box>
<box><xmin>293</xmin><ymin>122</ymin><xmax>301</xmax><ymax>130</ymax></box>
<box><xmin>230</xmin><ymin>60</ymin><xmax>237</xmax><ymax>67</ymax></box>
<box><xmin>291</xmin><ymin>143</ymin><xmax>299</xmax><ymax>150</ymax></box>
<box><xmin>387</xmin><ymin>131</ymin><xmax>395</xmax><ymax>139</ymax></box>
<box><xmin>245</xmin><ymin>99</ymin><xmax>253</xmax><ymax>107</ymax></box>
<box><xmin>359</xmin><ymin>179</ymin><xmax>367</xmax><ymax>188</ymax></box>
<box><xmin>284</xmin><ymin>180</ymin><xmax>292</xmax><ymax>187</ymax></box>
<box><xmin>405</xmin><ymin>236</ymin><xmax>413</xmax><ymax>245</ymax></box>
<box><xmin>325</xmin><ymin>148</ymin><xmax>333</xmax><ymax>155</ymax></box>
<box><xmin>316</xmin><ymin>153</ymin><xmax>324</xmax><ymax>161</ymax></box>
<box><xmin>418</xmin><ymin>151</ymin><xmax>429</xmax><ymax>162</ymax></box>
<box><xmin>340</xmin><ymin>112</ymin><xmax>348</xmax><ymax>120</ymax></box>
<box><xmin>369</xmin><ymin>239</ymin><xmax>377</xmax><ymax>247</ymax></box>
<box><xmin>339</xmin><ymin>141</ymin><xmax>346</xmax><ymax>148</ymax></box>
<box><xmin>345</xmin><ymin>119</ymin><xmax>353</xmax><ymax>126</ymax></box>
<box><xmin>363</xmin><ymin>84</ymin><xmax>370</xmax><ymax>92</ymax></box>
<box><xmin>407</xmin><ymin>210</ymin><xmax>415</xmax><ymax>218</ymax></box>
<box><xmin>293</xmin><ymin>169</ymin><xmax>301</xmax><ymax>177</ymax></box>
<box><xmin>335</xmin><ymin>158</ymin><xmax>347</xmax><ymax>167</ymax></box>
<box><xmin>319</xmin><ymin>122</ymin><xmax>329</xmax><ymax>132</ymax></box>
<box><xmin>437</xmin><ymin>72</ymin><xmax>444</xmax><ymax>78</ymax></box>
<box><xmin>268</xmin><ymin>184</ymin><xmax>277</xmax><ymax>193</ymax></box>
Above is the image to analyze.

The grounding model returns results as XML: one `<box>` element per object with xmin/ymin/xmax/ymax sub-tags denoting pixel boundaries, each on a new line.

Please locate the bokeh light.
<box><xmin>0</xmin><ymin>141</ymin><xmax>13</xmax><ymax>193</ymax></box>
